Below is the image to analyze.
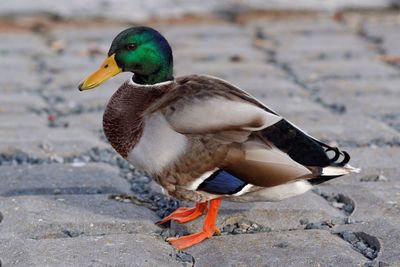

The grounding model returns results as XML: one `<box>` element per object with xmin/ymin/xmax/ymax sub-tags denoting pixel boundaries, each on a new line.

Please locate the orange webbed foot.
<box><xmin>157</xmin><ymin>202</ymin><xmax>208</xmax><ymax>225</ymax></box>
<box><xmin>167</xmin><ymin>224</ymin><xmax>220</xmax><ymax>250</ymax></box>
<box><xmin>167</xmin><ymin>198</ymin><xmax>222</xmax><ymax>249</ymax></box>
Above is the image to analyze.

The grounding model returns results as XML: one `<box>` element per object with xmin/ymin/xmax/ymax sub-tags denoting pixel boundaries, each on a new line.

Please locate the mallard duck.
<box><xmin>78</xmin><ymin>26</ymin><xmax>359</xmax><ymax>249</ymax></box>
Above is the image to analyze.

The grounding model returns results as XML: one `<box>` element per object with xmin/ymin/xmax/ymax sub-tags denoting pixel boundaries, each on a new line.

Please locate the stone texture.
<box><xmin>335</xmin><ymin>219</ymin><xmax>400</xmax><ymax>266</ymax></box>
<box><xmin>287</xmin><ymin>113</ymin><xmax>400</xmax><ymax>146</ymax></box>
<box><xmin>0</xmin><ymin>114</ymin><xmax>46</xmax><ymax>128</ymax></box>
<box><xmin>0</xmin><ymin>128</ymin><xmax>108</xmax><ymax>158</ymax></box>
<box><xmin>0</xmin><ymin>93</ymin><xmax>47</xmax><ymax>113</ymax></box>
<box><xmin>182</xmin><ymin>191</ymin><xmax>344</xmax><ymax>233</ymax></box>
<box><xmin>0</xmin><ymin>6</ymin><xmax>399</xmax><ymax>267</ymax></box>
<box><xmin>275</xmin><ymin>33</ymin><xmax>376</xmax><ymax>62</ymax></box>
<box><xmin>0</xmin><ymin>233</ymin><xmax>178</xmax><ymax>267</ymax></box>
<box><xmin>175</xmin><ymin>61</ymin><xmax>287</xmax><ymax>80</ymax></box>
<box><xmin>0</xmin><ymin>0</ymin><xmax>392</xmax><ymax>21</ymax></box>
<box><xmin>66</xmin><ymin>112</ymin><xmax>104</xmax><ymax>132</ymax></box>
<box><xmin>187</xmin><ymin>230</ymin><xmax>367</xmax><ymax>267</ymax></box>
<box><xmin>290</xmin><ymin>59</ymin><xmax>400</xmax><ymax>83</ymax></box>
<box><xmin>0</xmin><ymin>194</ymin><xmax>159</xmax><ymax>239</ymax></box>
<box><xmin>0</xmin><ymin>163</ymin><xmax>132</xmax><ymax>197</ymax></box>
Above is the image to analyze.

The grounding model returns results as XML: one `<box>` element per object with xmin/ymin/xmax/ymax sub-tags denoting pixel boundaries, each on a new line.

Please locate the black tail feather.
<box><xmin>261</xmin><ymin>119</ymin><xmax>351</xmax><ymax>168</ymax></box>
<box><xmin>308</xmin><ymin>175</ymin><xmax>343</xmax><ymax>185</ymax></box>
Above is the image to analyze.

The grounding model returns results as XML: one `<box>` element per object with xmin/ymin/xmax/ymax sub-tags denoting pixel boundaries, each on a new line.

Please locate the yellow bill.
<box><xmin>78</xmin><ymin>54</ymin><xmax>122</xmax><ymax>91</ymax></box>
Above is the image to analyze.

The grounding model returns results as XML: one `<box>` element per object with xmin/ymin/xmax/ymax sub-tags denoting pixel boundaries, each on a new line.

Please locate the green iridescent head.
<box><xmin>79</xmin><ymin>26</ymin><xmax>173</xmax><ymax>90</ymax></box>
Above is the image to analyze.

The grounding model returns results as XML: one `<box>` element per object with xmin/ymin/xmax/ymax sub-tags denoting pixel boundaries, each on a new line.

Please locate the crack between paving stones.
<box><xmin>331</xmin><ymin>231</ymin><xmax>381</xmax><ymax>266</ymax></box>
<box><xmin>251</xmin><ymin>27</ymin><xmax>348</xmax><ymax>116</ymax></box>
<box><xmin>29</xmin><ymin>228</ymin><xmax>197</xmax><ymax>266</ymax></box>
<box><xmin>0</xmin><ymin>147</ymin><xmax>178</xmax><ymax>218</ymax></box>
<box><xmin>250</xmin><ymin>26</ymin><xmax>400</xmax><ymax>147</ymax></box>
<box><xmin>342</xmin><ymin>18</ymin><xmax>400</xmax><ymax>135</ymax></box>
<box><xmin>201</xmin><ymin>219</ymin><xmax>374</xmax><ymax>265</ymax></box>
<box><xmin>29</xmin><ymin>230</ymin><xmax>161</xmax><ymax>240</ymax></box>
<box><xmin>175</xmin><ymin>250</ymin><xmax>196</xmax><ymax>267</ymax></box>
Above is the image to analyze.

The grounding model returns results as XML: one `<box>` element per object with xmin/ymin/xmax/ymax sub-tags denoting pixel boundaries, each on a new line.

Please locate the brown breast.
<box><xmin>102</xmin><ymin>81</ymin><xmax>173</xmax><ymax>158</ymax></box>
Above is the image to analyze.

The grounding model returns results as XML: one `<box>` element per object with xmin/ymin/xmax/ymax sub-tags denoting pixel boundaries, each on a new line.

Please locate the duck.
<box><xmin>78</xmin><ymin>26</ymin><xmax>359</xmax><ymax>250</ymax></box>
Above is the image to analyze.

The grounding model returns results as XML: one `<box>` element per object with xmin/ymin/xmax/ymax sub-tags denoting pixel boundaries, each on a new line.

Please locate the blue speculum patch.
<box><xmin>197</xmin><ymin>169</ymin><xmax>248</xmax><ymax>195</ymax></box>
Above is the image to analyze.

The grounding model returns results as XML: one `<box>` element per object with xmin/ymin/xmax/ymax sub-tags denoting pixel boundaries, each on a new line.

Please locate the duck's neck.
<box><xmin>132</xmin><ymin>64</ymin><xmax>173</xmax><ymax>85</ymax></box>
<box><xmin>103</xmin><ymin>81</ymin><xmax>172</xmax><ymax>158</ymax></box>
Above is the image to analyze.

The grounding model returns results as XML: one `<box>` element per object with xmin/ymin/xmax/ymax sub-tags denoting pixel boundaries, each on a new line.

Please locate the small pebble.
<box><xmin>356</xmin><ymin>241</ymin><xmax>367</xmax><ymax>251</ymax></box>
<box><xmin>305</xmin><ymin>222</ymin><xmax>331</xmax><ymax>230</ymax></box>
<box><xmin>176</xmin><ymin>251</ymin><xmax>194</xmax><ymax>264</ymax></box>
<box><xmin>299</xmin><ymin>218</ymin><xmax>309</xmax><ymax>225</ymax></box>
<box><xmin>239</xmin><ymin>222</ymin><xmax>251</xmax><ymax>230</ymax></box>
<box><xmin>274</xmin><ymin>241</ymin><xmax>289</xmax><ymax>248</ymax></box>
<box><xmin>331</xmin><ymin>217</ymin><xmax>346</xmax><ymax>225</ymax></box>
<box><xmin>341</xmin><ymin>231</ymin><xmax>357</xmax><ymax>243</ymax></box>
<box><xmin>361</xmin><ymin>174</ymin><xmax>388</xmax><ymax>182</ymax></box>
<box><xmin>343</xmin><ymin>204</ymin><xmax>354</xmax><ymax>213</ymax></box>
<box><xmin>332</xmin><ymin>202</ymin><xmax>345</xmax><ymax>209</ymax></box>
<box><xmin>229</xmin><ymin>55</ymin><xmax>243</xmax><ymax>62</ymax></box>
<box><xmin>250</xmin><ymin>223</ymin><xmax>259</xmax><ymax>230</ymax></box>
<box><xmin>345</xmin><ymin>217</ymin><xmax>356</xmax><ymax>224</ymax></box>
<box><xmin>71</xmin><ymin>162</ymin><xmax>86</xmax><ymax>167</ymax></box>
<box><xmin>365</xmin><ymin>251</ymin><xmax>374</xmax><ymax>259</ymax></box>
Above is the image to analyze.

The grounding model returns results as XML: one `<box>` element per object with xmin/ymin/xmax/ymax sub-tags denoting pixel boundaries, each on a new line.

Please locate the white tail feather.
<box><xmin>322</xmin><ymin>164</ymin><xmax>361</xmax><ymax>176</ymax></box>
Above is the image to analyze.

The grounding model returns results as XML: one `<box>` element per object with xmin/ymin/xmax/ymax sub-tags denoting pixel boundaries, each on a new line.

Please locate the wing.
<box><xmin>156</xmin><ymin>75</ymin><xmax>352</xmax><ymax>190</ymax></box>
<box><xmin>153</xmin><ymin>75</ymin><xmax>282</xmax><ymax>134</ymax></box>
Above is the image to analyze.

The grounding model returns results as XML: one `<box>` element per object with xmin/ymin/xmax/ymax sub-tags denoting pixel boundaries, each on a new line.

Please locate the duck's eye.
<box><xmin>126</xmin><ymin>44</ymin><xmax>137</xmax><ymax>51</ymax></box>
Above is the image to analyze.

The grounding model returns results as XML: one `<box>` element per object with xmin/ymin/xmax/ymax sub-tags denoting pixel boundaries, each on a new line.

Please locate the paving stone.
<box><xmin>1</xmin><ymin>54</ymin><xmax>34</xmax><ymax>70</ymax></box>
<box><xmin>66</xmin><ymin>112</ymin><xmax>103</xmax><ymax>132</ymax></box>
<box><xmin>275</xmin><ymin>33</ymin><xmax>376</xmax><ymax>62</ymax></box>
<box><xmin>162</xmin><ymin>24</ymin><xmax>247</xmax><ymax>38</ymax></box>
<box><xmin>172</xmin><ymin>35</ymin><xmax>252</xmax><ymax>49</ymax></box>
<box><xmin>262</xmin><ymin>95</ymin><xmax>330</xmax><ymax>118</ymax></box>
<box><xmin>175</xmin><ymin>61</ymin><xmax>287</xmax><ymax>80</ymax></box>
<box><xmin>316</xmin><ymin>183</ymin><xmax>400</xmax><ymax>226</ymax></box>
<box><xmin>306</xmin><ymin>79</ymin><xmax>400</xmax><ymax>133</ymax></box>
<box><xmin>347</xmin><ymin>147</ymin><xmax>400</xmax><ymax>170</ymax></box>
<box><xmin>173</xmin><ymin>46</ymin><xmax>265</xmax><ymax>64</ymax></box>
<box><xmin>0</xmin><ymin>72</ymin><xmax>41</xmax><ymax>93</ymax></box>
<box><xmin>40</xmin><ymin>54</ymin><xmax>100</xmax><ymax>73</ymax></box>
<box><xmin>0</xmin><ymin>0</ymin><xmax>392</xmax><ymax>20</ymax></box>
<box><xmin>364</xmin><ymin>24</ymin><xmax>400</xmax><ymax>55</ymax></box>
<box><xmin>314</xmin><ymin>92</ymin><xmax>400</xmax><ymax>118</ymax></box>
<box><xmin>0</xmin><ymin>33</ymin><xmax>46</xmax><ymax>54</ymax></box>
<box><xmin>0</xmin><ymin>233</ymin><xmax>178</xmax><ymax>267</ymax></box>
<box><xmin>289</xmin><ymin>59</ymin><xmax>400</xmax><ymax>83</ymax></box>
<box><xmin>0</xmin><ymin>93</ymin><xmax>46</xmax><ymax>113</ymax></box>
<box><xmin>51</xmin><ymin>26</ymin><xmax>125</xmax><ymax>44</ymax></box>
<box><xmin>335</xmin><ymin>219</ymin><xmax>400</xmax><ymax>266</ymax></box>
<box><xmin>0</xmin><ymin>113</ymin><xmax>46</xmax><ymax>128</ymax></box>
<box><xmin>187</xmin><ymin>230</ymin><xmax>367</xmax><ymax>267</ymax></box>
<box><xmin>258</xmin><ymin>18</ymin><xmax>348</xmax><ymax>36</ymax></box>
<box><xmin>287</xmin><ymin>113</ymin><xmax>400</xmax><ymax>146</ymax></box>
<box><xmin>182</xmin><ymin>191</ymin><xmax>344</xmax><ymax>233</ymax></box>
<box><xmin>0</xmin><ymin>127</ymin><xmax>108</xmax><ymax>158</ymax></box>
<box><xmin>311</xmin><ymin>79</ymin><xmax>400</xmax><ymax>98</ymax></box>
<box><xmin>227</xmin><ymin>77</ymin><xmax>309</xmax><ymax>98</ymax></box>
<box><xmin>0</xmin><ymin>163</ymin><xmax>131</xmax><ymax>197</ymax></box>
<box><xmin>329</xmin><ymin>147</ymin><xmax>400</xmax><ymax>184</ymax></box>
<box><xmin>0</xmin><ymin>194</ymin><xmax>158</xmax><ymax>240</ymax></box>
<box><xmin>55</xmin><ymin>40</ymin><xmax>109</xmax><ymax>58</ymax></box>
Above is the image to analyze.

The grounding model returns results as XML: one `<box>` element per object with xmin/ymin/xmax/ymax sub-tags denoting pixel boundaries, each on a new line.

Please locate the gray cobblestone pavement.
<box><xmin>0</xmin><ymin>3</ymin><xmax>400</xmax><ymax>267</ymax></box>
